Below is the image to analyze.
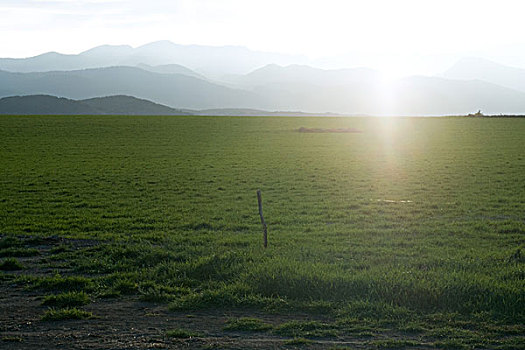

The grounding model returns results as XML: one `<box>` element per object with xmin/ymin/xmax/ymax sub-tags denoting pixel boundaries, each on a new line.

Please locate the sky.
<box><xmin>1</xmin><ymin>0</ymin><xmax>525</xmax><ymax>76</ymax></box>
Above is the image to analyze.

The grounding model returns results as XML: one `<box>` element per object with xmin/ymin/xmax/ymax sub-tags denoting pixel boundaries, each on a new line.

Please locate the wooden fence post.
<box><xmin>257</xmin><ymin>189</ymin><xmax>267</xmax><ymax>248</ymax></box>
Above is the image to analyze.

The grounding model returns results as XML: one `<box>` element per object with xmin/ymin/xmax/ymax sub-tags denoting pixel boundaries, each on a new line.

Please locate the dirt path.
<box><xmin>1</xmin><ymin>282</ymin><xmax>382</xmax><ymax>349</ymax></box>
<box><xmin>0</xmin><ymin>236</ymin><xmax>434</xmax><ymax>349</ymax></box>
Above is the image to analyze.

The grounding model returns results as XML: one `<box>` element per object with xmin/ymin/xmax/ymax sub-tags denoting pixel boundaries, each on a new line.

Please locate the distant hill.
<box><xmin>0</xmin><ymin>94</ymin><xmax>342</xmax><ymax>116</ymax></box>
<box><xmin>136</xmin><ymin>63</ymin><xmax>206</xmax><ymax>80</ymax></box>
<box><xmin>222</xmin><ymin>64</ymin><xmax>382</xmax><ymax>88</ymax></box>
<box><xmin>218</xmin><ymin>64</ymin><xmax>525</xmax><ymax>115</ymax></box>
<box><xmin>2</xmin><ymin>93</ymin><xmax>525</xmax><ymax>117</ymax></box>
<box><xmin>195</xmin><ymin>108</ymin><xmax>341</xmax><ymax>117</ymax></box>
<box><xmin>219</xmin><ymin>64</ymin><xmax>525</xmax><ymax>115</ymax></box>
<box><xmin>2</xmin><ymin>64</ymin><xmax>525</xmax><ymax>115</ymax></box>
<box><xmin>444</xmin><ymin>57</ymin><xmax>525</xmax><ymax>93</ymax></box>
<box><xmin>374</xmin><ymin>76</ymin><xmax>525</xmax><ymax>115</ymax></box>
<box><xmin>0</xmin><ymin>95</ymin><xmax>192</xmax><ymax>115</ymax></box>
<box><xmin>0</xmin><ymin>67</ymin><xmax>259</xmax><ymax>110</ymax></box>
<box><xmin>0</xmin><ymin>41</ymin><xmax>307</xmax><ymax>76</ymax></box>
<box><xmin>2</xmin><ymin>41</ymin><xmax>525</xmax><ymax>115</ymax></box>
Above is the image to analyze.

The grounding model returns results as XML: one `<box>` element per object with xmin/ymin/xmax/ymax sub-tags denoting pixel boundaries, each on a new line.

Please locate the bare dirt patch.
<box><xmin>0</xmin><ymin>236</ymin><xmax>390</xmax><ymax>349</ymax></box>
<box><xmin>0</xmin><ymin>235</ymin><xmax>474</xmax><ymax>349</ymax></box>
<box><xmin>1</xmin><ymin>282</ymin><xmax>388</xmax><ymax>349</ymax></box>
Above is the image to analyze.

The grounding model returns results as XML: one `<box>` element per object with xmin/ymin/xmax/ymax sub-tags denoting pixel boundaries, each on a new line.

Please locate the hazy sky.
<box><xmin>1</xmin><ymin>0</ymin><xmax>525</xmax><ymax>75</ymax></box>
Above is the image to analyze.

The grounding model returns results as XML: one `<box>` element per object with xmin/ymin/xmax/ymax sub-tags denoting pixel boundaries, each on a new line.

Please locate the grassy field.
<box><xmin>1</xmin><ymin>115</ymin><xmax>524</xmax><ymax>349</ymax></box>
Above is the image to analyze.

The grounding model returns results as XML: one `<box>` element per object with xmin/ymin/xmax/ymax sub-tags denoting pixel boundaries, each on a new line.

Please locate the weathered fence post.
<box><xmin>257</xmin><ymin>189</ymin><xmax>267</xmax><ymax>248</ymax></box>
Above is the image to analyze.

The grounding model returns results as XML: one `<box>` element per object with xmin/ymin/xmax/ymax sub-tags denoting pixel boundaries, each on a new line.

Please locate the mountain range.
<box><xmin>0</xmin><ymin>41</ymin><xmax>307</xmax><ymax>77</ymax></box>
<box><xmin>443</xmin><ymin>57</ymin><xmax>525</xmax><ymax>93</ymax></box>
<box><xmin>0</xmin><ymin>95</ymin><xmax>192</xmax><ymax>115</ymax></box>
<box><xmin>1</xmin><ymin>41</ymin><xmax>525</xmax><ymax>116</ymax></box>
<box><xmin>0</xmin><ymin>95</ymin><xmax>345</xmax><ymax>117</ymax></box>
<box><xmin>0</xmin><ymin>67</ymin><xmax>258</xmax><ymax>110</ymax></box>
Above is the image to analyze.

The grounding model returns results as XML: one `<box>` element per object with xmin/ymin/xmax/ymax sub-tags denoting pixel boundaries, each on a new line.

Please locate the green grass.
<box><xmin>49</xmin><ymin>244</ymin><xmax>72</xmax><ymax>254</ymax></box>
<box><xmin>0</xmin><ymin>236</ymin><xmax>22</xmax><ymax>249</ymax></box>
<box><xmin>224</xmin><ymin>317</ymin><xmax>273</xmax><ymax>331</ymax></box>
<box><xmin>0</xmin><ymin>247</ymin><xmax>40</xmax><ymax>257</ymax></box>
<box><xmin>0</xmin><ymin>258</ymin><xmax>24</xmax><ymax>270</ymax></box>
<box><xmin>31</xmin><ymin>274</ymin><xmax>95</xmax><ymax>292</ymax></box>
<box><xmin>370</xmin><ymin>339</ymin><xmax>421</xmax><ymax>349</ymax></box>
<box><xmin>138</xmin><ymin>284</ymin><xmax>184</xmax><ymax>302</ymax></box>
<box><xmin>284</xmin><ymin>337</ymin><xmax>313</xmax><ymax>345</ymax></box>
<box><xmin>41</xmin><ymin>308</ymin><xmax>94</xmax><ymax>321</ymax></box>
<box><xmin>1</xmin><ymin>115</ymin><xmax>524</xmax><ymax>347</ymax></box>
<box><xmin>165</xmin><ymin>328</ymin><xmax>201</xmax><ymax>338</ymax></box>
<box><xmin>42</xmin><ymin>291</ymin><xmax>90</xmax><ymax>308</ymax></box>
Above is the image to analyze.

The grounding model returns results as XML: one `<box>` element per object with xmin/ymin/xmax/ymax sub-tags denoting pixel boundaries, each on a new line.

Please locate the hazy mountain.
<box><xmin>195</xmin><ymin>108</ymin><xmax>341</xmax><ymax>117</ymax></box>
<box><xmin>0</xmin><ymin>88</ymin><xmax>16</xmax><ymax>96</ymax></box>
<box><xmin>79</xmin><ymin>45</ymin><xmax>135</xmax><ymax>61</ymax></box>
<box><xmin>0</xmin><ymin>94</ymin><xmax>336</xmax><ymax>116</ymax></box>
<box><xmin>221</xmin><ymin>64</ymin><xmax>525</xmax><ymax>115</ymax></box>
<box><xmin>0</xmin><ymin>95</ymin><xmax>100</xmax><ymax>115</ymax></box>
<box><xmin>2</xmin><ymin>63</ymin><xmax>525</xmax><ymax>115</ymax></box>
<box><xmin>0</xmin><ymin>67</ymin><xmax>259</xmax><ymax>110</ymax></box>
<box><xmin>132</xmin><ymin>41</ymin><xmax>308</xmax><ymax>77</ymax></box>
<box><xmin>444</xmin><ymin>57</ymin><xmax>525</xmax><ymax>93</ymax></box>
<box><xmin>136</xmin><ymin>63</ymin><xmax>205</xmax><ymax>79</ymax></box>
<box><xmin>222</xmin><ymin>64</ymin><xmax>383</xmax><ymax>88</ymax></box>
<box><xmin>0</xmin><ymin>95</ymin><xmax>192</xmax><ymax>115</ymax></box>
<box><xmin>0</xmin><ymin>41</ymin><xmax>307</xmax><ymax>76</ymax></box>
<box><xmin>0</xmin><ymin>52</ymin><xmax>83</xmax><ymax>73</ymax></box>
<box><xmin>378</xmin><ymin>76</ymin><xmax>525</xmax><ymax>115</ymax></box>
<box><xmin>80</xmin><ymin>95</ymin><xmax>192</xmax><ymax>115</ymax></box>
